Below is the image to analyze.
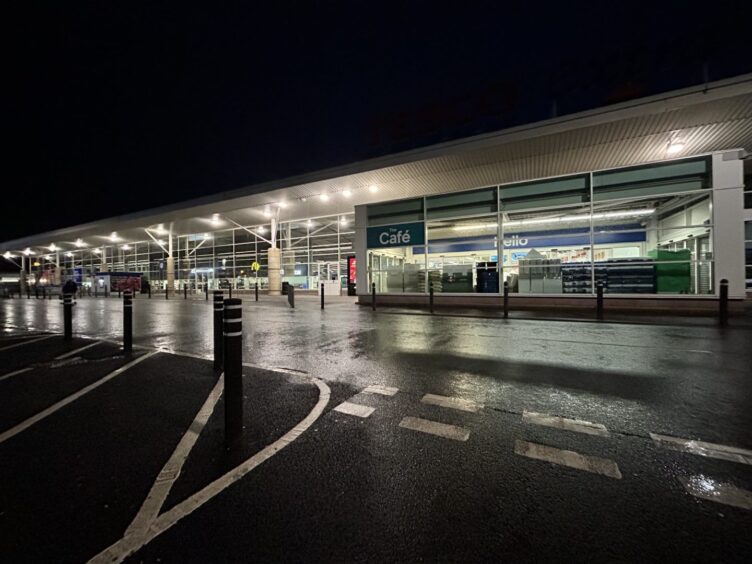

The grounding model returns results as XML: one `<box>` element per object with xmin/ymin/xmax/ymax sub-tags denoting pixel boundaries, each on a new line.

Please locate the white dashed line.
<box><xmin>363</xmin><ymin>385</ymin><xmax>399</xmax><ymax>396</ymax></box>
<box><xmin>679</xmin><ymin>475</ymin><xmax>752</xmax><ymax>510</ymax></box>
<box><xmin>421</xmin><ymin>393</ymin><xmax>482</xmax><ymax>413</ymax></box>
<box><xmin>0</xmin><ymin>367</ymin><xmax>33</xmax><ymax>382</ymax></box>
<box><xmin>0</xmin><ymin>334</ymin><xmax>55</xmax><ymax>351</ymax></box>
<box><xmin>399</xmin><ymin>416</ymin><xmax>470</xmax><ymax>441</ymax></box>
<box><xmin>650</xmin><ymin>433</ymin><xmax>752</xmax><ymax>465</ymax></box>
<box><xmin>0</xmin><ymin>351</ymin><xmax>158</xmax><ymax>445</ymax></box>
<box><xmin>55</xmin><ymin>341</ymin><xmax>102</xmax><ymax>360</ymax></box>
<box><xmin>514</xmin><ymin>439</ymin><xmax>622</xmax><ymax>479</ymax></box>
<box><xmin>333</xmin><ymin>401</ymin><xmax>375</xmax><ymax>418</ymax></box>
<box><xmin>523</xmin><ymin>411</ymin><xmax>609</xmax><ymax>437</ymax></box>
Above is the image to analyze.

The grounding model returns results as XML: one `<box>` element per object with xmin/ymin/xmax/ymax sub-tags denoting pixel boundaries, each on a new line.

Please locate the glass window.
<box><xmin>593</xmin><ymin>156</ymin><xmax>711</xmax><ymax>202</ymax></box>
<box><xmin>367</xmin><ymin>198</ymin><xmax>423</xmax><ymax>226</ymax></box>
<box><xmin>426</xmin><ymin>187</ymin><xmax>497</xmax><ymax>220</ymax></box>
<box><xmin>424</xmin><ymin>216</ymin><xmax>498</xmax><ymax>293</ymax></box>
<box><xmin>500</xmin><ymin>175</ymin><xmax>589</xmax><ymax>212</ymax></box>
<box><xmin>745</xmin><ymin>221</ymin><xmax>752</xmax><ymax>291</ymax></box>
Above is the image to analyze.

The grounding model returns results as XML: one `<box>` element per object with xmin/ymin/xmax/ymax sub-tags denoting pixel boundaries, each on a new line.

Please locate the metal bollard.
<box><xmin>213</xmin><ymin>291</ymin><xmax>224</xmax><ymax>371</ymax></box>
<box><xmin>596</xmin><ymin>282</ymin><xmax>604</xmax><ymax>321</ymax></box>
<box><xmin>229</xmin><ymin>286</ymin><xmax>232</xmax><ymax>299</ymax></box>
<box><xmin>371</xmin><ymin>282</ymin><xmax>376</xmax><ymax>311</ymax></box>
<box><xmin>288</xmin><ymin>285</ymin><xmax>295</xmax><ymax>308</ymax></box>
<box><xmin>255</xmin><ymin>283</ymin><xmax>259</xmax><ymax>302</ymax></box>
<box><xmin>118</xmin><ymin>287</ymin><xmax>122</xmax><ymax>298</ymax></box>
<box><xmin>184</xmin><ymin>284</ymin><xmax>187</xmax><ymax>300</ymax></box>
<box><xmin>35</xmin><ymin>286</ymin><xmax>39</xmax><ymax>299</ymax></box>
<box><xmin>27</xmin><ymin>287</ymin><xmax>30</xmax><ymax>299</ymax></box>
<box><xmin>165</xmin><ymin>285</ymin><xmax>169</xmax><ymax>300</ymax></box>
<box><xmin>63</xmin><ymin>293</ymin><xmax>74</xmax><ymax>340</ymax></box>
<box><xmin>42</xmin><ymin>286</ymin><xmax>46</xmax><ymax>299</ymax></box>
<box><xmin>223</xmin><ymin>298</ymin><xmax>243</xmax><ymax>446</ymax></box>
<box><xmin>503</xmin><ymin>281</ymin><xmax>509</xmax><ymax>319</ymax></box>
<box><xmin>205</xmin><ymin>284</ymin><xmax>208</xmax><ymax>301</ymax></box>
<box><xmin>123</xmin><ymin>290</ymin><xmax>133</xmax><ymax>352</ymax></box>
<box><xmin>148</xmin><ymin>284</ymin><xmax>151</xmax><ymax>299</ymax></box>
<box><xmin>719</xmin><ymin>278</ymin><xmax>729</xmax><ymax>327</ymax></box>
<box><xmin>429</xmin><ymin>282</ymin><xmax>434</xmax><ymax>314</ymax></box>
<box><xmin>321</xmin><ymin>283</ymin><xmax>325</xmax><ymax>310</ymax></box>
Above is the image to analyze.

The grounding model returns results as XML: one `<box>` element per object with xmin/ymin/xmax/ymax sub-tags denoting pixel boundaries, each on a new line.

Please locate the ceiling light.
<box><xmin>369</xmin><ymin>185</ymin><xmax>378</xmax><ymax>193</ymax></box>
<box><xmin>74</xmin><ymin>238</ymin><xmax>85</xmax><ymax>247</ymax></box>
<box><xmin>211</xmin><ymin>213</ymin><xmax>220</xmax><ymax>224</ymax></box>
<box><xmin>320</xmin><ymin>193</ymin><xmax>329</xmax><ymax>202</ymax></box>
<box><xmin>156</xmin><ymin>239</ymin><xmax>165</xmax><ymax>246</ymax></box>
<box><xmin>93</xmin><ymin>249</ymin><xmax>102</xmax><ymax>254</ymax></box>
<box><xmin>49</xmin><ymin>243</ymin><xmax>57</xmax><ymax>251</ymax></box>
<box><xmin>155</xmin><ymin>223</ymin><xmax>167</xmax><ymax>234</ymax></box>
<box><xmin>278</xmin><ymin>201</ymin><xmax>288</xmax><ymax>209</ymax></box>
<box><xmin>203</xmin><ymin>233</ymin><xmax>211</xmax><ymax>239</ymax></box>
<box><xmin>340</xmin><ymin>216</ymin><xmax>349</xmax><ymax>225</ymax></box>
<box><xmin>343</xmin><ymin>189</ymin><xmax>352</xmax><ymax>198</ymax></box>
<box><xmin>301</xmin><ymin>197</ymin><xmax>307</xmax><ymax>202</ymax></box>
<box><xmin>122</xmin><ymin>244</ymin><xmax>131</xmax><ymax>250</ymax></box>
<box><xmin>257</xmin><ymin>226</ymin><xmax>267</xmax><ymax>234</ymax></box>
<box><xmin>307</xmin><ymin>220</ymin><xmax>313</xmax><ymax>227</ymax></box>
<box><xmin>667</xmin><ymin>141</ymin><xmax>685</xmax><ymax>155</ymax></box>
<box><xmin>110</xmin><ymin>232</ymin><xmax>120</xmax><ymax>242</ymax></box>
<box><xmin>23</xmin><ymin>248</ymin><xmax>32</xmax><ymax>256</ymax></box>
<box><xmin>65</xmin><ymin>252</ymin><xmax>73</xmax><ymax>257</ymax></box>
<box><xmin>3</xmin><ymin>251</ymin><xmax>11</xmax><ymax>259</ymax></box>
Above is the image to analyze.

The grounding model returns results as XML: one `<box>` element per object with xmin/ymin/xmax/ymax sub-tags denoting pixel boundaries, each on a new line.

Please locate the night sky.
<box><xmin>5</xmin><ymin>2</ymin><xmax>749</xmax><ymax>243</ymax></box>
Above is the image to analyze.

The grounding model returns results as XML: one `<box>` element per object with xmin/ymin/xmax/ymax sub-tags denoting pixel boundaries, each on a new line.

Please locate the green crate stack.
<box><xmin>647</xmin><ymin>249</ymin><xmax>691</xmax><ymax>293</ymax></box>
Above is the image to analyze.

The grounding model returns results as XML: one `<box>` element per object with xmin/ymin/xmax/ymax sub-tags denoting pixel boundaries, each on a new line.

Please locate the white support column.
<box><xmin>268</xmin><ymin>214</ymin><xmax>281</xmax><ymax>295</ymax></box>
<box><xmin>166</xmin><ymin>223</ymin><xmax>175</xmax><ymax>290</ymax></box>
<box><xmin>711</xmin><ymin>151</ymin><xmax>746</xmax><ymax>298</ymax></box>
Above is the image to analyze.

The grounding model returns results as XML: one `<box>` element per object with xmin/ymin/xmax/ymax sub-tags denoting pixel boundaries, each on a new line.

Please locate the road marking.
<box><xmin>523</xmin><ymin>411</ymin><xmax>609</xmax><ymax>437</ymax></box>
<box><xmin>363</xmin><ymin>385</ymin><xmax>399</xmax><ymax>396</ymax></box>
<box><xmin>679</xmin><ymin>475</ymin><xmax>752</xmax><ymax>510</ymax></box>
<box><xmin>0</xmin><ymin>367</ymin><xmax>33</xmax><ymax>382</ymax></box>
<box><xmin>333</xmin><ymin>401</ymin><xmax>375</xmax><ymax>418</ymax></box>
<box><xmin>55</xmin><ymin>340</ymin><xmax>102</xmax><ymax>360</ymax></box>
<box><xmin>514</xmin><ymin>439</ymin><xmax>622</xmax><ymax>479</ymax></box>
<box><xmin>0</xmin><ymin>334</ymin><xmax>55</xmax><ymax>352</ymax></box>
<box><xmin>421</xmin><ymin>393</ymin><xmax>482</xmax><ymax>413</ymax></box>
<box><xmin>0</xmin><ymin>351</ymin><xmax>158</xmax><ymax>444</ymax></box>
<box><xmin>399</xmin><ymin>416</ymin><xmax>470</xmax><ymax>441</ymax></box>
<box><xmin>650</xmin><ymin>433</ymin><xmax>752</xmax><ymax>465</ymax></box>
<box><xmin>125</xmin><ymin>375</ymin><xmax>225</xmax><ymax>537</ymax></box>
<box><xmin>90</xmin><ymin>377</ymin><xmax>331</xmax><ymax>564</ymax></box>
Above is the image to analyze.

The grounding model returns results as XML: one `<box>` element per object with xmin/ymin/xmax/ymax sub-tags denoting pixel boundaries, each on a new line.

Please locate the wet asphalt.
<box><xmin>1</xmin><ymin>296</ymin><xmax>751</xmax><ymax>562</ymax></box>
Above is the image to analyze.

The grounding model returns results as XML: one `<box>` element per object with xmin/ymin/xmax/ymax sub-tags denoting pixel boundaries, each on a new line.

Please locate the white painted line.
<box><xmin>650</xmin><ymin>433</ymin><xmax>752</xmax><ymax>465</ymax></box>
<box><xmin>55</xmin><ymin>340</ymin><xmax>102</xmax><ymax>360</ymax></box>
<box><xmin>125</xmin><ymin>375</ymin><xmax>225</xmax><ymax>538</ymax></box>
<box><xmin>363</xmin><ymin>385</ymin><xmax>399</xmax><ymax>396</ymax></box>
<box><xmin>679</xmin><ymin>475</ymin><xmax>752</xmax><ymax>510</ymax></box>
<box><xmin>333</xmin><ymin>401</ymin><xmax>375</xmax><ymax>418</ymax></box>
<box><xmin>0</xmin><ymin>334</ymin><xmax>55</xmax><ymax>352</ymax></box>
<box><xmin>0</xmin><ymin>367</ymin><xmax>33</xmax><ymax>382</ymax></box>
<box><xmin>514</xmin><ymin>439</ymin><xmax>622</xmax><ymax>479</ymax></box>
<box><xmin>399</xmin><ymin>416</ymin><xmax>470</xmax><ymax>441</ymax></box>
<box><xmin>421</xmin><ymin>393</ymin><xmax>481</xmax><ymax>413</ymax></box>
<box><xmin>523</xmin><ymin>411</ymin><xmax>609</xmax><ymax>437</ymax></box>
<box><xmin>0</xmin><ymin>351</ymin><xmax>158</xmax><ymax>445</ymax></box>
<box><xmin>89</xmin><ymin>377</ymin><xmax>331</xmax><ymax>564</ymax></box>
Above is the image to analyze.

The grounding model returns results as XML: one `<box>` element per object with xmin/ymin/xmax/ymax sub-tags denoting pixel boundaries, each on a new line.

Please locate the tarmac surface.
<box><xmin>1</xmin><ymin>295</ymin><xmax>751</xmax><ymax>562</ymax></box>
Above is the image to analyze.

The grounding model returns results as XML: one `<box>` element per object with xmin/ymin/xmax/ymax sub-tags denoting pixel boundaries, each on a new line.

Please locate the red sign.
<box><xmin>347</xmin><ymin>256</ymin><xmax>357</xmax><ymax>285</ymax></box>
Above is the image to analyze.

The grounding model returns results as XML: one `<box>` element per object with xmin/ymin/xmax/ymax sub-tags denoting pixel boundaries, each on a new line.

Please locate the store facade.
<box><xmin>355</xmin><ymin>151</ymin><xmax>747</xmax><ymax>306</ymax></box>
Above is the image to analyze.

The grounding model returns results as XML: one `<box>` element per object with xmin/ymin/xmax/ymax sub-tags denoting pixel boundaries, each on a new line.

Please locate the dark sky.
<box><xmin>5</xmin><ymin>1</ymin><xmax>749</xmax><ymax>243</ymax></box>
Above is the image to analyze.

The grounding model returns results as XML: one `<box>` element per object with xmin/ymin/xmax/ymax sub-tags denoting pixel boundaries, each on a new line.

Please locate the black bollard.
<box><xmin>223</xmin><ymin>298</ymin><xmax>243</xmax><ymax>446</ymax></box>
<box><xmin>321</xmin><ymin>283</ymin><xmax>325</xmax><ymax>310</ymax></box>
<box><xmin>205</xmin><ymin>284</ymin><xmax>208</xmax><ymax>301</ymax></box>
<box><xmin>719</xmin><ymin>278</ymin><xmax>729</xmax><ymax>327</ymax></box>
<box><xmin>213</xmin><ymin>291</ymin><xmax>224</xmax><ymax>371</ymax></box>
<box><xmin>596</xmin><ymin>282</ymin><xmax>604</xmax><ymax>321</ymax></box>
<box><xmin>123</xmin><ymin>290</ymin><xmax>133</xmax><ymax>353</ymax></box>
<box><xmin>165</xmin><ymin>284</ymin><xmax>169</xmax><ymax>300</ymax></box>
<box><xmin>26</xmin><ymin>286</ymin><xmax>30</xmax><ymax>299</ymax></box>
<box><xmin>148</xmin><ymin>284</ymin><xmax>151</xmax><ymax>299</ymax></box>
<box><xmin>229</xmin><ymin>286</ymin><xmax>232</xmax><ymax>299</ymax></box>
<box><xmin>371</xmin><ymin>282</ymin><xmax>376</xmax><ymax>311</ymax></box>
<box><xmin>35</xmin><ymin>286</ymin><xmax>39</xmax><ymax>299</ymax></box>
<box><xmin>42</xmin><ymin>286</ymin><xmax>46</xmax><ymax>299</ymax></box>
<box><xmin>63</xmin><ymin>293</ymin><xmax>73</xmax><ymax>340</ymax></box>
<box><xmin>255</xmin><ymin>283</ymin><xmax>259</xmax><ymax>302</ymax></box>
<box><xmin>184</xmin><ymin>284</ymin><xmax>187</xmax><ymax>300</ymax></box>
<box><xmin>503</xmin><ymin>280</ymin><xmax>509</xmax><ymax>319</ymax></box>
<box><xmin>288</xmin><ymin>285</ymin><xmax>295</xmax><ymax>308</ymax></box>
<box><xmin>429</xmin><ymin>282</ymin><xmax>434</xmax><ymax>314</ymax></box>
<box><xmin>118</xmin><ymin>287</ymin><xmax>121</xmax><ymax>299</ymax></box>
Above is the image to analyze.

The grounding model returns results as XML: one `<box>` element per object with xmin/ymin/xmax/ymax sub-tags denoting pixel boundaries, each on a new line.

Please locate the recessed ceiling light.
<box><xmin>343</xmin><ymin>189</ymin><xmax>352</xmax><ymax>198</ymax></box>
<box><xmin>667</xmin><ymin>141</ymin><xmax>685</xmax><ymax>155</ymax></box>
<box><xmin>279</xmin><ymin>201</ymin><xmax>288</xmax><ymax>208</ymax></box>
<box><xmin>65</xmin><ymin>252</ymin><xmax>73</xmax><ymax>257</ymax></box>
<box><xmin>122</xmin><ymin>244</ymin><xmax>131</xmax><ymax>250</ymax></box>
<box><xmin>74</xmin><ymin>238</ymin><xmax>85</xmax><ymax>248</ymax></box>
<box><xmin>49</xmin><ymin>243</ymin><xmax>57</xmax><ymax>251</ymax></box>
<box><xmin>369</xmin><ymin>185</ymin><xmax>378</xmax><ymax>193</ymax></box>
<box><xmin>320</xmin><ymin>193</ymin><xmax>330</xmax><ymax>202</ymax></box>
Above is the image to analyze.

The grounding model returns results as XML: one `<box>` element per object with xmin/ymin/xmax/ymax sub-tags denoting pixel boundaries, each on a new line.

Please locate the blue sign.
<box><xmin>367</xmin><ymin>222</ymin><xmax>425</xmax><ymax>248</ymax></box>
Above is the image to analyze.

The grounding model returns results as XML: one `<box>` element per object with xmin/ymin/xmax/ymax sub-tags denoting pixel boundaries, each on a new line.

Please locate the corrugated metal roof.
<box><xmin>3</xmin><ymin>78</ymin><xmax>751</xmax><ymax>252</ymax></box>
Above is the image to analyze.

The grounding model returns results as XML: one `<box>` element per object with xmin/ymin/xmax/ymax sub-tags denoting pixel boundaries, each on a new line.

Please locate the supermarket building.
<box><xmin>2</xmin><ymin>75</ymin><xmax>752</xmax><ymax>312</ymax></box>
